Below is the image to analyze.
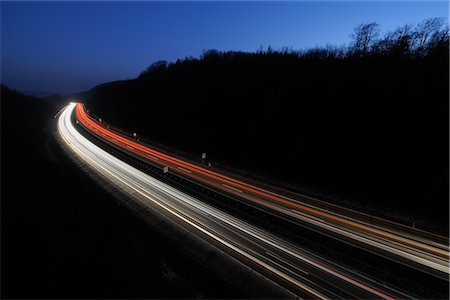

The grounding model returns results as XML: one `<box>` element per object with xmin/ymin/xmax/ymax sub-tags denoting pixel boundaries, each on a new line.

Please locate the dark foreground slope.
<box><xmin>1</xmin><ymin>86</ymin><xmax>243</xmax><ymax>298</ymax></box>
<box><xmin>85</xmin><ymin>23</ymin><xmax>449</xmax><ymax>233</ymax></box>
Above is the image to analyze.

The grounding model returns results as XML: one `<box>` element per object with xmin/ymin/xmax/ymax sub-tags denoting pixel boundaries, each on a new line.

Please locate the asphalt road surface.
<box><xmin>57</xmin><ymin>102</ymin><xmax>448</xmax><ymax>298</ymax></box>
<box><xmin>74</xmin><ymin>102</ymin><xmax>449</xmax><ymax>278</ymax></box>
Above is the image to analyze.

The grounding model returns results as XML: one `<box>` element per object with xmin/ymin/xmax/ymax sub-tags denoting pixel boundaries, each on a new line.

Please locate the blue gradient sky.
<box><xmin>1</xmin><ymin>1</ymin><xmax>448</xmax><ymax>94</ymax></box>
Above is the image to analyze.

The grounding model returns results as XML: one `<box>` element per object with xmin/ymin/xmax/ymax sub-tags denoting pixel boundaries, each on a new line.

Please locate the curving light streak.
<box><xmin>57</xmin><ymin>103</ymin><xmax>401</xmax><ymax>299</ymax></box>
<box><xmin>74</xmin><ymin>103</ymin><xmax>449</xmax><ymax>275</ymax></box>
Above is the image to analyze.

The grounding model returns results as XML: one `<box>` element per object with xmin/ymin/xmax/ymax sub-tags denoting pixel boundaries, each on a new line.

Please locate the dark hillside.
<box><xmin>85</xmin><ymin>20</ymin><xmax>449</xmax><ymax>232</ymax></box>
<box><xmin>1</xmin><ymin>86</ymin><xmax>242</xmax><ymax>298</ymax></box>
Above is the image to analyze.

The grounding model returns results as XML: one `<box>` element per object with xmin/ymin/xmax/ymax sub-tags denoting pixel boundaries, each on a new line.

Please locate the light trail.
<box><xmin>57</xmin><ymin>102</ymin><xmax>403</xmax><ymax>299</ymax></box>
<box><xmin>74</xmin><ymin>103</ymin><xmax>449</xmax><ymax>276</ymax></box>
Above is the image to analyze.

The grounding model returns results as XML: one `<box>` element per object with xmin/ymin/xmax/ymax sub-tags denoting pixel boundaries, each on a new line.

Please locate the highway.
<box><xmin>73</xmin><ymin>102</ymin><xmax>449</xmax><ymax>279</ymax></box>
<box><xmin>57</xmin><ymin>102</ymin><xmax>415</xmax><ymax>299</ymax></box>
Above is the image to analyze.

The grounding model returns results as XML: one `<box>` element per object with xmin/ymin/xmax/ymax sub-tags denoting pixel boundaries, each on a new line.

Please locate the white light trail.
<box><xmin>57</xmin><ymin>103</ymin><xmax>407</xmax><ymax>299</ymax></box>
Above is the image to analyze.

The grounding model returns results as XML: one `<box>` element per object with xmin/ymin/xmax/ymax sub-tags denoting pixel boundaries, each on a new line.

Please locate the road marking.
<box><xmin>290</xmin><ymin>209</ymin><xmax>326</xmax><ymax>223</ymax></box>
<box><xmin>177</xmin><ymin>166</ymin><xmax>192</xmax><ymax>174</ymax></box>
<box><xmin>265</xmin><ymin>251</ymin><xmax>309</xmax><ymax>275</ymax></box>
<box><xmin>147</xmin><ymin>154</ymin><xmax>159</xmax><ymax>160</ymax></box>
<box><xmin>222</xmin><ymin>183</ymin><xmax>244</xmax><ymax>193</ymax></box>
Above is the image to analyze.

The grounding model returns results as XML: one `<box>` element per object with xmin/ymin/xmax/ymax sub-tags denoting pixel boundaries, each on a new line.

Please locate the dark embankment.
<box><xmin>1</xmin><ymin>85</ymin><xmax>243</xmax><ymax>298</ymax></box>
<box><xmin>84</xmin><ymin>20</ymin><xmax>449</xmax><ymax>233</ymax></box>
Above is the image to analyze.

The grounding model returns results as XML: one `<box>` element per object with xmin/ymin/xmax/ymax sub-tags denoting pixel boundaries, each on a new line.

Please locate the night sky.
<box><xmin>1</xmin><ymin>1</ymin><xmax>448</xmax><ymax>94</ymax></box>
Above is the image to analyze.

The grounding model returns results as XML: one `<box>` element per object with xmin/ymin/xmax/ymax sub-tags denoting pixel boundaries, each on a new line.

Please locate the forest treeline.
<box><xmin>139</xmin><ymin>18</ymin><xmax>449</xmax><ymax>75</ymax></box>
<box><xmin>85</xmin><ymin>19</ymin><xmax>449</xmax><ymax>231</ymax></box>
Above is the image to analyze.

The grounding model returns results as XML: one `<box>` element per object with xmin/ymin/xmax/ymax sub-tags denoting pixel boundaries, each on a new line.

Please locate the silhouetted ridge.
<box><xmin>85</xmin><ymin>19</ymin><xmax>449</xmax><ymax>232</ymax></box>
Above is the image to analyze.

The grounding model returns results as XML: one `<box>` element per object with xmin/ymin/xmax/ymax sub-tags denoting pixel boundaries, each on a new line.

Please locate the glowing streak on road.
<box><xmin>74</xmin><ymin>103</ymin><xmax>449</xmax><ymax>275</ymax></box>
<box><xmin>58</xmin><ymin>103</ymin><xmax>399</xmax><ymax>299</ymax></box>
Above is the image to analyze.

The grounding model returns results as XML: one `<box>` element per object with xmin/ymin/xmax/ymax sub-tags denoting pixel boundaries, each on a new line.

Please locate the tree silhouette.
<box><xmin>414</xmin><ymin>18</ymin><xmax>446</xmax><ymax>54</ymax></box>
<box><xmin>139</xmin><ymin>60</ymin><xmax>168</xmax><ymax>78</ymax></box>
<box><xmin>349</xmin><ymin>22</ymin><xmax>380</xmax><ymax>55</ymax></box>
